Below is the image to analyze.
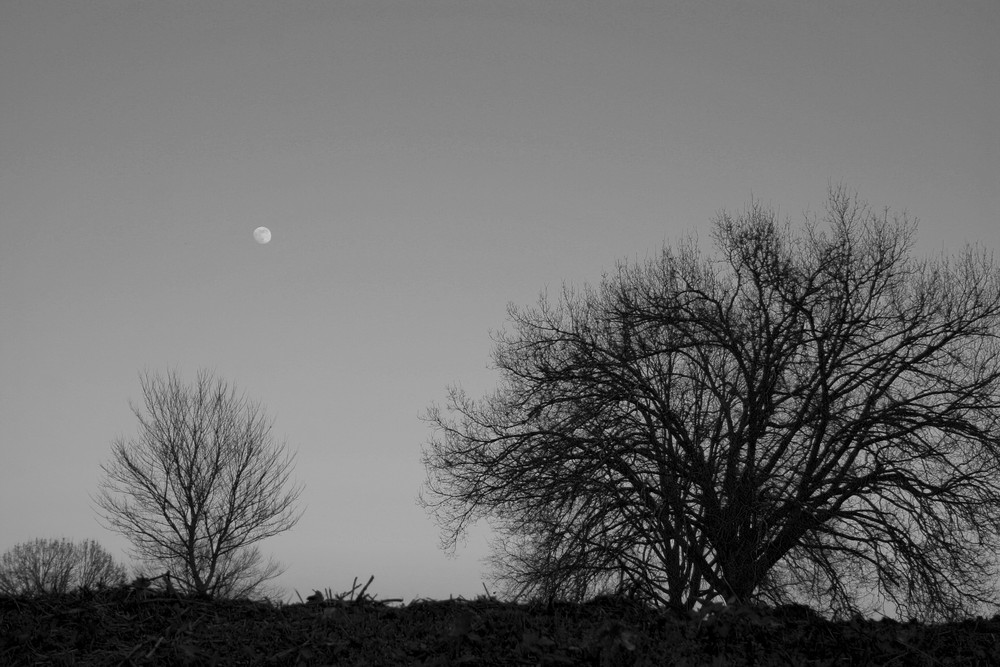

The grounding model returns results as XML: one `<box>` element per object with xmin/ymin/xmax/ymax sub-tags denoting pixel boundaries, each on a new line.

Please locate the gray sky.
<box><xmin>2</xmin><ymin>0</ymin><xmax>997</xmax><ymax>606</ymax></box>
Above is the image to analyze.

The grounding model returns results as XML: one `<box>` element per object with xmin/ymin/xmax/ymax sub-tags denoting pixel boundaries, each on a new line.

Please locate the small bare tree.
<box><xmin>94</xmin><ymin>369</ymin><xmax>304</xmax><ymax>599</ymax></box>
<box><xmin>421</xmin><ymin>187</ymin><xmax>1000</xmax><ymax>622</ymax></box>
<box><xmin>0</xmin><ymin>538</ymin><xmax>128</xmax><ymax>597</ymax></box>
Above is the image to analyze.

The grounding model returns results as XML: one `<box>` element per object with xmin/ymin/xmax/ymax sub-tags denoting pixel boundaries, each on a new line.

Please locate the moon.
<box><xmin>253</xmin><ymin>227</ymin><xmax>271</xmax><ymax>244</ymax></box>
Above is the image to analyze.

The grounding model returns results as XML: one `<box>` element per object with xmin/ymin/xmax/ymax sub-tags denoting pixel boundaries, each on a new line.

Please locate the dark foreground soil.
<box><xmin>3</xmin><ymin>588</ymin><xmax>1000</xmax><ymax>665</ymax></box>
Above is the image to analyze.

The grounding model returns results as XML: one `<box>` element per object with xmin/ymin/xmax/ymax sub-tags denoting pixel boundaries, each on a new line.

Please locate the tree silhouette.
<box><xmin>94</xmin><ymin>369</ymin><xmax>303</xmax><ymax>599</ymax></box>
<box><xmin>0</xmin><ymin>538</ymin><xmax>128</xmax><ymax>597</ymax></box>
<box><xmin>420</xmin><ymin>187</ymin><xmax>1000</xmax><ymax>621</ymax></box>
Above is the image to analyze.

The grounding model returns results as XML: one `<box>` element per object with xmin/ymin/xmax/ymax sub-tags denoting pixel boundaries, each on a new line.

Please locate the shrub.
<box><xmin>0</xmin><ymin>537</ymin><xmax>128</xmax><ymax>597</ymax></box>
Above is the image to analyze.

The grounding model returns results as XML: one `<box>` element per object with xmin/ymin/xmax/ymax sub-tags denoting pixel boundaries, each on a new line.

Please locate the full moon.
<box><xmin>253</xmin><ymin>227</ymin><xmax>271</xmax><ymax>244</ymax></box>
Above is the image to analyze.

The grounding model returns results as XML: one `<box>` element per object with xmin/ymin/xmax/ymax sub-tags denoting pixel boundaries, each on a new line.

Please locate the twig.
<box><xmin>355</xmin><ymin>575</ymin><xmax>375</xmax><ymax>602</ymax></box>
<box><xmin>144</xmin><ymin>635</ymin><xmax>165</xmax><ymax>659</ymax></box>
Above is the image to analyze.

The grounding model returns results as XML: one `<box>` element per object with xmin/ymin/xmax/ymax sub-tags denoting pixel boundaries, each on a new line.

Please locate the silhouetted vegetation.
<box><xmin>3</xmin><ymin>577</ymin><xmax>999</xmax><ymax>665</ymax></box>
<box><xmin>93</xmin><ymin>369</ymin><xmax>304</xmax><ymax>600</ymax></box>
<box><xmin>0</xmin><ymin>538</ymin><xmax>127</xmax><ymax>598</ymax></box>
<box><xmin>421</xmin><ymin>187</ymin><xmax>1000</xmax><ymax>622</ymax></box>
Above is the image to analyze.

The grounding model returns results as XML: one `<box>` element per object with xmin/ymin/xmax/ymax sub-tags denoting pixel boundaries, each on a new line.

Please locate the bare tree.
<box><xmin>420</xmin><ymin>187</ymin><xmax>1000</xmax><ymax>622</ymax></box>
<box><xmin>0</xmin><ymin>538</ymin><xmax>128</xmax><ymax>597</ymax></box>
<box><xmin>94</xmin><ymin>369</ymin><xmax>304</xmax><ymax>600</ymax></box>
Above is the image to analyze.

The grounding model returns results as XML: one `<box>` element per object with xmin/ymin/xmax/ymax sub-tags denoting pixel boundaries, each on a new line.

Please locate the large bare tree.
<box><xmin>0</xmin><ymin>538</ymin><xmax>128</xmax><ymax>597</ymax></box>
<box><xmin>94</xmin><ymin>369</ymin><xmax>304</xmax><ymax>600</ymax></box>
<box><xmin>420</xmin><ymin>188</ymin><xmax>1000</xmax><ymax>621</ymax></box>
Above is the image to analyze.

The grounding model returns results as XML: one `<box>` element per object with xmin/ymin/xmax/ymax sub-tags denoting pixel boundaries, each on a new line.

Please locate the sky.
<box><xmin>1</xmin><ymin>1</ymin><xmax>997</xmax><ymax>608</ymax></box>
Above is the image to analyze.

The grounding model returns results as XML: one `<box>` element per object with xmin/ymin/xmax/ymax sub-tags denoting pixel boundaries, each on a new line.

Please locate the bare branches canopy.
<box><xmin>0</xmin><ymin>538</ymin><xmax>128</xmax><ymax>597</ymax></box>
<box><xmin>420</xmin><ymin>188</ymin><xmax>1000</xmax><ymax>621</ymax></box>
<box><xmin>94</xmin><ymin>369</ymin><xmax>304</xmax><ymax>600</ymax></box>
